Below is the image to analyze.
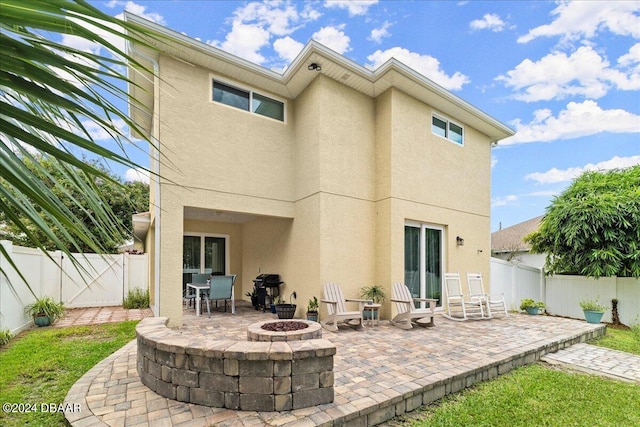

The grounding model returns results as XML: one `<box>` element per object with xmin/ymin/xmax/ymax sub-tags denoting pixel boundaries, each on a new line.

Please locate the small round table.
<box><xmin>363</xmin><ymin>303</ymin><xmax>381</xmax><ymax>326</ymax></box>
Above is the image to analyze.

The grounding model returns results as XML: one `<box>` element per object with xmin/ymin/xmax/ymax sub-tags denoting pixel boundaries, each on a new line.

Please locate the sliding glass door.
<box><xmin>404</xmin><ymin>223</ymin><xmax>444</xmax><ymax>307</ymax></box>
<box><xmin>183</xmin><ymin>235</ymin><xmax>227</xmax><ymax>275</ymax></box>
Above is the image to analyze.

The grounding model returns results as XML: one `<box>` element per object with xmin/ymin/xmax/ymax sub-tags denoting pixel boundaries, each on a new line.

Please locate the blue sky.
<box><xmin>88</xmin><ymin>0</ymin><xmax>640</xmax><ymax>231</ymax></box>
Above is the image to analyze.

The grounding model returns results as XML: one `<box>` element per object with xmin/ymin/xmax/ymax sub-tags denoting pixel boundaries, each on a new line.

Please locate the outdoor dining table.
<box><xmin>186</xmin><ymin>282</ymin><xmax>209</xmax><ymax>316</ymax></box>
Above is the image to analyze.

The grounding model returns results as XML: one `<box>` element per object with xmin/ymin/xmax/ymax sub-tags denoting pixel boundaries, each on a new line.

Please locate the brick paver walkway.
<box><xmin>61</xmin><ymin>303</ymin><xmax>615</xmax><ymax>426</ymax></box>
<box><xmin>542</xmin><ymin>342</ymin><xmax>640</xmax><ymax>383</ymax></box>
<box><xmin>55</xmin><ymin>306</ymin><xmax>154</xmax><ymax>328</ymax></box>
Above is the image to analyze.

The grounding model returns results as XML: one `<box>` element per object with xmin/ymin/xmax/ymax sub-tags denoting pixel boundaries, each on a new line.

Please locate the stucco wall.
<box><xmin>375</xmin><ymin>88</ymin><xmax>492</xmax><ymax>306</ymax></box>
<box><xmin>157</xmin><ymin>55</ymin><xmax>295</xmax><ymax>201</ymax></box>
<box><xmin>153</xmin><ymin>55</ymin><xmax>494</xmax><ymax>324</ymax></box>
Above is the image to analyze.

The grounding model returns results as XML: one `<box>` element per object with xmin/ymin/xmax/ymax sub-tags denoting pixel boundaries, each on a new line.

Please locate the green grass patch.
<box><xmin>401</xmin><ymin>363</ymin><xmax>640</xmax><ymax>427</ymax></box>
<box><xmin>590</xmin><ymin>325</ymin><xmax>640</xmax><ymax>356</ymax></box>
<box><xmin>123</xmin><ymin>287</ymin><xmax>150</xmax><ymax>309</ymax></box>
<box><xmin>0</xmin><ymin>321</ymin><xmax>138</xmax><ymax>427</ymax></box>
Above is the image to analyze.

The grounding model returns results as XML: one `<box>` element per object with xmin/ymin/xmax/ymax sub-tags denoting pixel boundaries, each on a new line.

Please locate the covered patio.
<box><xmin>65</xmin><ymin>302</ymin><xmax>605</xmax><ymax>426</ymax></box>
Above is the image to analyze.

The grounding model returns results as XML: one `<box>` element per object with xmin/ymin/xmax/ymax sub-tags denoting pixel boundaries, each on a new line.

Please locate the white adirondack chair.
<box><xmin>321</xmin><ymin>282</ymin><xmax>366</xmax><ymax>332</ymax></box>
<box><xmin>466</xmin><ymin>272</ymin><xmax>507</xmax><ymax>318</ymax></box>
<box><xmin>390</xmin><ymin>282</ymin><xmax>437</xmax><ymax>330</ymax></box>
<box><xmin>443</xmin><ymin>272</ymin><xmax>487</xmax><ymax>321</ymax></box>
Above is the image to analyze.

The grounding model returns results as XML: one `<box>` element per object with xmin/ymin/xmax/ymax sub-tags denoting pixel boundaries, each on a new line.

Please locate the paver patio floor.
<box><xmin>65</xmin><ymin>302</ymin><xmax>606</xmax><ymax>426</ymax></box>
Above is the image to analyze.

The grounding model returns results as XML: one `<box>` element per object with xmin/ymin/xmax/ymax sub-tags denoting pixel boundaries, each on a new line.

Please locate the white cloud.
<box><xmin>81</xmin><ymin>118</ymin><xmax>127</xmax><ymax>141</ymax></box>
<box><xmin>324</xmin><ymin>0</ymin><xmax>378</xmax><ymax>16</ymax></box>
<box><xmin>492</xmin><ymin>194</ymin><xmax>518</xmax><ymax>207</ymax></box>
<box><xmin>312</xmin><ymin>25</ymin><xmax>351</xmax><ymax>54</ymax></box>
<box><xmin>618</xmin><ymin>43</ymin><xmax>640</xmax><ymax>67</ymax></box>
<box><xmin>518</xmin><ymin>1</ymin><xmax>640</xmax><ymax>43</ymax></box>
<box><xmin>525</xmin><ymin>155</ymin><xmax>640</xmax><ymax>184</ymax></box>
<box><xmin>231</xmin><ymin>1</ymin><xmax>304</xmax><ymax>36</ymax></box>
<box><xmin>367</xmin><ymin>47</ymin><xmax>470</xmax><ymax>91</ymax></box>
<box><xmin>491</xmin><ymin>155</ymin><xmax>498</xmax><ymax>169</ymax></box>
<box><xmin>501</xmin><ymin>100</ymin><xmax>640</xmax><ymax>145</ymax></box>
<box><xmin>209</xmin><ymin>22</ymin><xmax>271</xmax><ymax>64</ymax></box>
<box><xmin>497</xmin><ymin>46</ymin><xmax>640</xmax><ymax>102</ymax></box>
<box><xmin>112</xmin><ymin>1</ymin><xmax>166</xmax><ymax>25</ymax></box>
<box><xmin>274</xmin><ymin>36</ymin><xmax>304</xmax><ymax>63</ymax></box>
<box><xmin>208</xmin><ymin>1</ymin><xmax>321</xmax><ymax>65</ymax></box>
<box><xmin>470</xmin><ymin>13</ymin><xmax>506</xmax><ymax>32</ymax></box>
<box><xmin>369</xmin><ymin>21</ymin><xmax>392</xmax><ymax>43</ymax></box>
<box><xmin>125</xmin><ymin>168</ymin><xmax>150</xmax><ymax>184</ymax></box>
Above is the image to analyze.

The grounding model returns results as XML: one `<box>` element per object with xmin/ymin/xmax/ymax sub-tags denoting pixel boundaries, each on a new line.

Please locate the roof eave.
<box><xmin>124</xmin><ymin>12</ymin><xmax>515</xmax><ymax>141</ymax></box>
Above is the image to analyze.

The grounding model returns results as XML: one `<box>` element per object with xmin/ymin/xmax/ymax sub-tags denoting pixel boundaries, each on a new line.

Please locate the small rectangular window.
<box><xmin>213</xmin><ymin>81</ymin><xmax>249</xmax><ymax>111</ymax></box>
<box><xmin>252</xmin><ymin>93</ymin><xmax>284</xmax><ymax>121</ymax></box>
<box><xmin>432</xmin><ymin>116</ymin><xmax>447</xmax><ymax>138</ymax></box>
<box><xmin>432</xmin><ymin>114</ymin><xmax>464</xmax><ymax>145</ymax></box>
<box><xmin>449</xmin><ymin>122</ymin><xmax>463</xmax><ymax>145</ymax></box>
<box><xmin>212</xmin><ymin>79</ymin><xmax>285</xmax><ymax>122</ymax></box>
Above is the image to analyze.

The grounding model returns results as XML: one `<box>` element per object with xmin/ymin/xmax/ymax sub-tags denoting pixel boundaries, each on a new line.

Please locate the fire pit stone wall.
<box><xmin>136</xmin><ymin>317</ymin><xmax>335</xmax><ymax>411</ymax></box>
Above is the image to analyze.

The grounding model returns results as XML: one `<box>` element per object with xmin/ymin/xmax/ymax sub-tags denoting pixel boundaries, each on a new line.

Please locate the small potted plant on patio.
<box><xmin>306</xmin><ymin>296</ymin><xmax>319</xmax><ymax>322</ymax></box>
<box><xmin>579</xmin><ymin>297</ymin><xmax>607</xmax><ymax>324</ymax></box>
<box><xmin>246</xmin><ymin>290</ymin><xmax>258</xmax><ymax>310</ymax></box>
<box><xmin>275</xmin><ymin>292</ymin><xmax>297</xmax><ymax>319</ymax></box>
<box><xmin>24</xmin><ymin>296</ymin><xmax>65</xmax><ymax>327</ymax></box>
<box><xmin>519</xmin><ymin>298</ymin><xmax>545</xmax><ymax>315</ymax></box>
<box><xmin>360</xmin><ymin>285</ymin><xmax>386</xmax><ymax>320</ymax></box>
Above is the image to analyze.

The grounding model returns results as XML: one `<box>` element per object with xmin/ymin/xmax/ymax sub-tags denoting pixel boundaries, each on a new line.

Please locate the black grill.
<box><xmin>253</xmin><ymin>274</ymin><xmax>283</xmax><ymax>310</ymax></box>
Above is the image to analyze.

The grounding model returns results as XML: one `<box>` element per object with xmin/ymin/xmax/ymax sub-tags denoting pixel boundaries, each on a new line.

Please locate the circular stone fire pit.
<box><xmin>247</xmin><ymin>319</ymin><xmax>322</xmax><ymax>342</ymax></box>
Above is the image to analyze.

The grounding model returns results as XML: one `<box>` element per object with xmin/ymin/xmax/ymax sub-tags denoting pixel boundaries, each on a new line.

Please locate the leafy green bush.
<box><xmin>123</xmin><ymin>288</ymin><xmax>149</xmax><ymax>309</ymax></box>
<box><xmin>0</xmin><ymin>329</ymin><xmax>12</xmax><ymax>347</ymax></box>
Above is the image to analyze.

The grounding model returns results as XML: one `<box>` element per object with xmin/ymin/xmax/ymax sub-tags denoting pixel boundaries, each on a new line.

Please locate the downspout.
<box><xmin>129</xmin><ymin>48</ymin><xmax>161</xmax><ymax>317</ymax></box>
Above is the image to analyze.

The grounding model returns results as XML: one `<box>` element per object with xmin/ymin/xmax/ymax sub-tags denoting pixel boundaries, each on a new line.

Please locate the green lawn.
<box><xmin>395</xmin><ymin>326</ymin><xmax>640</xmax><ymax>427</ymax></box>
<box><xmin>0</xmin><ymin>321</ymin><xmax>138</xmax><ymax>427</ymax></box>
<box><xmin>591</xmin><ymin>324</ymin><xmax>640</xmax><ymax>355</ymax></box>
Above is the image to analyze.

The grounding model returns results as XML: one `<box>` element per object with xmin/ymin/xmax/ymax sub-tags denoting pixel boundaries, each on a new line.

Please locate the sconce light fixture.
<box><xmin>456</xmin><ymin>236</ymin><xmax>464</xmax><ymax>246</ymax></box>
<box><xmin>307</xmin><ymin>62</ymin><xmax>322</xmax><ymax>71</ymax></box>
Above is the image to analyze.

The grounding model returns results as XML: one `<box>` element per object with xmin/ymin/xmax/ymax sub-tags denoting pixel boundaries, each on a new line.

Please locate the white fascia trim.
<box><xmin>123</xmin><ymin>12</ymin><xmax>515</xmax><ymax>140</ymax></box>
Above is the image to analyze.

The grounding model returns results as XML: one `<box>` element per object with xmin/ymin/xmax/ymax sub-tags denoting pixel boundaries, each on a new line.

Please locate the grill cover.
<box><xmin>253</xmin><ymin>274</ymin><xmax>283</xmax><ymax>287</ymax></box>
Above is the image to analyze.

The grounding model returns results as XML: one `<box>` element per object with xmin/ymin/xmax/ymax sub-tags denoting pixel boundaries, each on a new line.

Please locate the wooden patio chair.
<box><xmin>390</xmin><ymin>282</ymin><xmax>437</xmax><ymax>329</ymax></box>
<box><xmin>443</xmin><ymin>272</ymin><xmax>487</xmax><ymax>321</ymax></box>
<box><xmin>321</xmin><ymin>282</ymin><xmax>366</xmax><ymax>332</ymax></box>
<box><xmin>204</xmin><ymin>275</ymin><xmax>237</xmax><ymax>316</ymax></box>
<box><xmin>466</xmin><ymin>272</ymin><xmax>507</xmax><ymax>318</ymax></box>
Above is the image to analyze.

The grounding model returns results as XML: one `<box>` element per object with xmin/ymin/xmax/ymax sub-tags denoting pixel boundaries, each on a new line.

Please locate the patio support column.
<box><xmin>158</xmin><ymin>190</ymin><xmax>184</xmax><ymax>327</ymax></box>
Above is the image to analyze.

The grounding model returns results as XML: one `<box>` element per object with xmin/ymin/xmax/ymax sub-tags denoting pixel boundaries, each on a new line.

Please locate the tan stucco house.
<box><xmin>127</xmin><ymin>13</ymin><xmax>515</xmax><ymax>326</ymax></box>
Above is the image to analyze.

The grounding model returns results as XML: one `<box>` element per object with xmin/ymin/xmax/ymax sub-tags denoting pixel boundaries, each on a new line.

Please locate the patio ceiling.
<box><xmin>184</xmin><ymin>207</ymin><xmax>259</xmax><ymax>224</ymax></box>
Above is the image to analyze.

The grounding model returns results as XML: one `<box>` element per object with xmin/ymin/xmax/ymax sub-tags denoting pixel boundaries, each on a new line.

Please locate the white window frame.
<box><xmin>431</xmin><ymin>113</ymin><xmax>464</xmax><ymax>146</ymax></box>
<box><xmin>183</xmin><ymin>233</ymin><xmax>230</xmax><ymax>275</ymax></box>
<box><xmin>210</xmin><ymin>75</ymin><xmax>287</xmax><ymax>123</ymax></box>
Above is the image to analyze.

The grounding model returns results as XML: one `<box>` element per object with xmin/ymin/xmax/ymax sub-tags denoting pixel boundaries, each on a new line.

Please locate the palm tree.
<box><xmin>0</xmin><ymin>0</ymin><xmax>159</xmax><ymax>295</ymax></box>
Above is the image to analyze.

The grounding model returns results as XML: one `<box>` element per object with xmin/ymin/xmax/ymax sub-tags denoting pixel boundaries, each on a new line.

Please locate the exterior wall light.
<box><xmin>307</xmin><ymin>62</ymin><xmax>322</xmax><ymax>71</ymax></box>
<box><xmin>456</xmin><ymin>236</ymin><xmax>464</xmax><ymax>246</ymax></box>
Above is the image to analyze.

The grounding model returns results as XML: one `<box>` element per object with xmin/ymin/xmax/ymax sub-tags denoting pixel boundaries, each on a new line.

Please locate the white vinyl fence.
<box><xmin>491</xmin><ymin>257</ymin><xmax>640</xmax><ymax>326</ymax></box>
<box><xmin>0</xmin><ymin>240</ymin><xmax>148</xmax><ymax>335</ymax></box>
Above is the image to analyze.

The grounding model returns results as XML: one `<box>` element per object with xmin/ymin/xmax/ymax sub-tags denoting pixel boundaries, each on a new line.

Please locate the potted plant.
<box><xmin>275</xmin><ymin>292</ymin><xmax>297</xmax><ymax>319</ymax></box>
<box><xmin>245</xmin><ymin>290</ymin><xmax>259</xmax><ymax>310</ymax></box>
<box><xmin>360</xmin><ymin>285</ymin><xmax>386</xmax><ymax>320</ymax></box>
<box><xmin>519</xmin><ymin>298</ymin><xmax>545</xmax><ymax>315</ymax></box>
<box><xmin>24</xmin><ymin>296</ymin><xmax>65</xmax><ymax>327</ymax></box>
<box><xmin>270</xmin><ymin>295</ymin><xmax>281</xmax><ymax>313</ymax></box>
<box><xmin>579</xmin><ymin>297</ymin><xmax>607</xmax><ymax>324</ymax></box>
<box><xmin>306</xmin><ymin>296</ymin><xmax>319</xmax><ymax>322</ymax></box>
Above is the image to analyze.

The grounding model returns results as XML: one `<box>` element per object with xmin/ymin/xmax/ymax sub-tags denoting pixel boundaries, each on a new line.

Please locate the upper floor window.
<box><xmin>432</xmin><ymin>114</ymin><xmax>463</xmax><ymax>145</ymax></box>
<box><xmin>212</xmin><ymin>80</ymin><xmax>284</xmax><ymax>122</ymax></box>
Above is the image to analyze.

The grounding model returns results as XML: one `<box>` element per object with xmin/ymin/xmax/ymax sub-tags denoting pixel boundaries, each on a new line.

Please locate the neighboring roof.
<box><xmin>491</xmin><ymin>215</ymin><xmax>543</xmax><ymax>254</ymax></box>
<box><xmin>132</xmin><ymin>211</ymin><xmax>150</xmax><ymax>243</ymax></box>
<box><xmin>124</xmin><ymin>12</ymin><xmax>515</xmax><ymax>143</ymax></box>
